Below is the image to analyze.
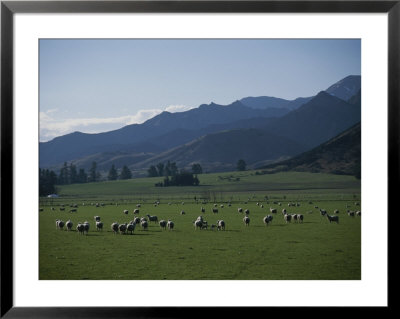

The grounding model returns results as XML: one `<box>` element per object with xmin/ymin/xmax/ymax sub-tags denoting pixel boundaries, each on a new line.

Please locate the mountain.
<box><xmin>39</xmin><ymin>101</ymin><xmax>289</xmax><ymax>168</ymax></box>
<box><xmin>130</xmin><ymin>128</ymin><xmax>306</xmax><ymax>173</ymax></box>
<box><xmin>258</xmin><ymin>122</ymin><xmax>361</xmax><ymax>178</ymax></box>
<box><xmin>266</xmin><ymin>90</ymin><xmax>361</xmax><ymax>149</ymax></box>
<box><xmin>325</xmin><ymin>75</ymin><xmax>361</xmax><ymax>101</ymax></box>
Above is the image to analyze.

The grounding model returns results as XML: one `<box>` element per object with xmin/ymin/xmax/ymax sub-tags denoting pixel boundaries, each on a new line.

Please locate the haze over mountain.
<box><xmin>39</xmin><ymin>75</ymin><xmax>361</xmax><ymax>176</ymax></box>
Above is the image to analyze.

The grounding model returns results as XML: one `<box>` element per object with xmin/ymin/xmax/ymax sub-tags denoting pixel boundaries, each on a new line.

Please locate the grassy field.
<box><xmin>39</xmin><ymin>171</ymin><xmax>361</xmax><ymax>280</ymax></box>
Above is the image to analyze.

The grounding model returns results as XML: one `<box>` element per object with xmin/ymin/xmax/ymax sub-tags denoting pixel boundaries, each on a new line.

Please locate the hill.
<box><xmin>258</xmin><ymin>122</ymin><xmax>361</xmax><ymax>178</ymax></box>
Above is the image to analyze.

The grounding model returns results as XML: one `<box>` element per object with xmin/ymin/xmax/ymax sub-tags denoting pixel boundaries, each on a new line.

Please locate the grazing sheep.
<box><xmin>282</xmin><ymin>208</ymin><xmax>287</xmax><ymax>215</ymax></box>
<box><xmin>237</xmin><ymin>208</ymin><xmax>243</xmax><ymax>213</ymax></box>
<box><xmin>59</xmin><ymin>207</ymin><xmax>65</xmax><ymax>211</ymax></box>
<box><xmin>201</xmin><ymin>207</ymin><xmax>205</xmax><ymax>213</ymax></box>
<box><xmin>347</xmin><ymin>210</ymin><xmax>355</xmax><ymax>217</ymax></box>
<box><xmin>136</xmin><ymin>204</ymin><xmax>141</xmax><ymax>208</ymax></box>
<box><xmin>326</xmin><ymin>214</ymin><xmax>339</xmax><ymax>224</ymax></box>
<box><xmin>260</xmin><ymin>204</ymin><xmax>264</xmax><ymax>208</ymax></box>
<box><xmin>140</xmin><ymin>217</ymin><xmax>148</xmax><ymax>223</ymax></box>
<box><xmin>83</xmin><ymin>221</ymin><xmax>90</xmax><ymax>235</ymax></box>
<box><xmin>201</xmin><ymin>221</ymin><xmax>208</xmax><ymax>230</ymax></box>
<box><xmin>111</xmin><ymin>222</ymin><xmax>119</xmax><ymax>234</ymax></box>
<box><xmin>319</xmin><ymin>209</ymin><xmax>327</xmax><ymax>216</ymax></box>
<box><xmin>356</xmin><ymin>211</ymin><xmax>361</xmax><ymax>217</ymax></box>
<box><xmin>56</xmin><ymin>219</ymin><xmax>65</xmax><ymax>230</ymax></box>
<box><xmin>133</xmin><ymin>209</ymin><xmax>139</xmax><ymax>215</ymax></box>
<box><xmin>220</xmin><ymin>204</ymin><xmax>224</xmax><ymax>208</ymax></box>
<box><xmin>334</xmin><ymin>209</ymin><xmax>339</xmax><ymax>214</ymax></box>
<box><xmin>167</xmin><ymin>220</ymin><xmax>174</xmax><ymax>230</ymax></box>
<box><xmin>123</xmin><ymin>210</ymin><xmax>129</xmax><ymax>215</ymax></box>
<box><xmin>119</xmin><ymin>223</ymin><xmax>127</xmax><ymax>234</ymax></box>
<box><xmin>210</xmin><ymin>224</ymin><xmax>216</xmax><ymax>230</ymax></box>
<box><xmin>69</xmin><ymin>208</ymin><xmax>77</xmax><ymax>213</ymax></box>
<box><xmin>244</xmin><ymin>209</ymin><xmax>250</xmax><ymax>215</ymax></box>
<box><xmin>66</xmin><ymin>220</ymin><xmax>73</xmax><ymax>231</ymax></box>
<box><xmin>159</xmin><ymin>220</ymin><xmax>167</xmax><ymax>230</ymax></box>
<box><xmin>263</xmin><ymin>215</ymin><xmax>273</xmax><ymax>226</ymax></box>
<box><xmin>141</xmin><ymin>220</ymin><xmax>148</xmax><ymax>230</ymax></box>
<box><xmin>76</xmin><ymin>223</ymin><xmax>85</xmax><ymax>235</ymax></box>
<box><xmin>194</xmin><ymin>219</ymin><xmax>203</xmax><ymax>230</ymax></box>
<box><xmin>292</xmin><ymin>214</ymin><xmax>299</xmax><ymax>223</ymax></box>
<box><xmin>297</xmin><ymin>214</ymin><xmax>304</xmax><ymax>223</ymax></box>
<box><xmin>94</xmin><ymin>216</ymin><xmax>101</xmax><ymax>222</ymax></box>
<box><xmin>270</xmin><ymin>208</ymin><xmax>277</xmax><ymax>214</ymax></box>
<box><xmin>212</xmin><ymin>208</ymin><xmax>218</xmax><ymax>214</ymax></box>
<box><xmin>180</xmin><ymin>210</ymin><xmax>185</xmax><ymax>215</ymax></box>
<box><xmin>243</xmin><ymin>216</ymin><xmax>250</xmax><ymax>226</ymax></box>
<box><xmin>146</xmin><ymin>214</ymin><xmax>158</xmax><ymax>223</ymax></box>
<box><xmin>96</xmin><ymin>221</ymin><xmax>103</xmax><ymax>231</ymax></box>
<box><xmin>127</xmin><ymin>222</ymin><xmax>135</xmax><ymax>234</ymax></box>
<box><xmin>284</xmin><ymin>214</ymin><xmax>292</xmax><ymax>223</ymax></box>
<box><xmin>216</xmin><ymin>220</ymin><xmax>225</xmax><ymax>231</ymax></box>
<box><xmin>133</xmin><ymin>217</ymin><xmax>141</xmax><ymax>225</ymax></box>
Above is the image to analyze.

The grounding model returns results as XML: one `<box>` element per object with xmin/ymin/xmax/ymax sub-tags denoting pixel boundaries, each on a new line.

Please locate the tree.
<box><xmin>39</xmin><ymin>168</ymin><xmax>58</xmax><ymax>196</ymax></box>
<box><xmin>89</xmin><ymin>161</ymin><xmax>98</xmax><ymax>182</ymax></box>
<box><xmin>58</xmin><ymin>162</ymin><xmax>69</xmax><ymax>185</ymax></box>
<box><xmin>191</xmin><ymin>163</ymin><xmax>203</xmax><ymax>175</ymax></box>
<box><xmin>69</xmin><ymin>163</ymin><xmax>78</xmax><ymax>184</ymax></box>
<box><xmin>237</xmin><ymin>159</ymin><xmax>246</xmax><ymax>171</ymax></box>
<box><xmin>120</xmin><ymin>165</ymin><xmax>132</xmax><ymax>180</ymax></box>
<box><xmin>77</xmin><ymin>168</ymin><xmax>88</xmax><ymax>183</ymax></box>
<box><xmin>108</xmin><ymin>164</ymin><xmax>118</xmax><ymax>181</ymax></box>
<box><xmin>147</xmin><ymin>165</ymin><xmax>158</xmax><ymax>177</ymax></box>
<box><xmin>156</xmin><ymin>163</ymin><xmax>164</xmax><ymax>177</ymax></box>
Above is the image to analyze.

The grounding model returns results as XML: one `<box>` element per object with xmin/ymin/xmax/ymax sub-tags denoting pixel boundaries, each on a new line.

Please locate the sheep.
<box><xmin>243</xmin><ymin>216</ymin><xmax>250</xmax><ymax>226</ymax></box>
<box><xmin>56</xmin><ymin>219</ymin><xmax>65</xmax><ymax>230</ymax></box>
<box><xmin>347</xmin><ymin>210</ymin><xmax>355</xmax><ymax>217</ymax></box>
<box><xmin>297</xmin><ymin>214</ymin><xmax>304</xmax><ymax>223</ymax></box>
<box><xmin>284</xmin><ymin>213</ymin><xmax>292</xmax><ymax>223</ymax></box>
<box><xmin>356</xmin><ymin>211</ymin><xmax>361</xmax><ymax>217</ymax></box>
<box><xmin>212</xmin><ymin>208</ymin><xmax>218</xmax><ymax>214</ymax></box>
<box><xmin>59</xmin><ymin>207</ymin><xmax>65</xmax><ymax>211</ymax></box>
<box><xmin>180</xmin><ymin>210</ymin><xmax>185</xmax><ymax>215</ymax></box>
<box><xmin>146</xmin><ymin>214</ymin><xmax>158</xmax><ymax>223</ymax></box>
<box><xmin>282</xmin><ymin>208</ymin><xmax>287</xmax><ymax>215</ymax></box>
<box><xmin>127</xmin><ymin>222</ymin><xmax>135</xmax><ymax>234</ymax></box>
<box><xmin>263</xmin><ymin>215</ymin><xmax>273</xmax><ymax>226</ymax></box>
<box><xmin>133</xmin><ymin>217</ymin><xmax>141</xmax><ymax>225</ymax></box>
<box><xmin>216</xmin><ymin>220</ymin><xmax>225</xmax><ymax>231</ymax></box>
<box><xmin>334</xmin><ymin>209</ymin><xmax>339</xmax><ymax>214</ymax></box>
<box><xmin>136</xmin><ymin>204</ymin><xmax>141</xmax><ymax>208</ymax></box>
<box><xmin>133</xmin><ymin>209</ymin><xmax>139</xmax><ymax>215</ymax></box>
<box><xmin>292</xmin><ymin>214</ymin><xmax>299</xmax><ymax>223</ymax></box>
<box><xmin>123</xmin><ymin>209</ymin><xmax>129</xmax><ymax>215</ymax></box>
<box><xmin>200</xmin><ymin>207</ymin><xmax>205</xmax><ymax>213</ymax></box>
<box><xmin>140</xmin><ymin>217</ymin><xmax>148</xmax><ymax>223</ymax></box>
<box><xmin>159</xmin><ymin>220</ymin><xmax>167</xmax><ymax>230</ymax></box>
<box><xmin>76</xmin><ymin>223</ymin><xmax>85</xmax><ymax>235</ymax></box>
<box><xmin>167</xmin><ymin>220</ymin><xmax>174</xmax><ymax>230</ymax></box>
<box><xmin>83</xmin><ymin>221</ymin><xmax>90</xmax><ymax>235</ymax></box>
<box><xmin>210</xmin><ymin>224</ymin><xmax>216</xmax><ymax>230</ymax></box>
<box><xmin>326</xmin><ymin>214</ymin><xmax>339</xmax><ymax>224</ymax></box>
<box><xmin>319</xmin><ymin>209</ymin><xmax>327</xmax><ymax>216</ymax></box>
<box><xmin>201</xmin><ymin>221</ymin><xmax>208</xmax><ymax>230</ymax></box>
<box><xmin>141</xmin><ymin>220</ymin><xmax>148</xmax><ymax>230</ymax></box>
<box><xmin>66</xmin><ymin>220</ymin><xmax>73</xmax><ymax>231</ymax></box>
<box><xmin>270</xmin><ymin>208</ymin><xmax>277</xmax><ymax>214</ymax></box>
<box><xmin>94</xmin><ymin>216</ymin><xmax>101</xmax><ymax>222</ymax></box>
<box><xmin>260</xmin><ymin>204</ymin><xmax>264</xmax><ymax>208</ymax></box>
<box><xmin>96</xmin><ymin>221</ymin><xmax>103</xmax><ymax>231</ymax></box>
<box><xmin>119</xmin><ymin>223</ymin><xmax>127</xmax><ymax>234</ymax></box>
<box><xmin>244</xmin><ymin>209</ymin><xmax>250</xmax><ymax>215</ymax></box>
<box><xmin>69</xmin><ymin>208</ymin><xmax>77</xmax><ymax>213</ymax></box>
<box><xmin>194</xmin><ymin>219</ymin><xmax>203</xmax><ymax>230</ymax></box>
<box><xmin>237</xmin><ymin>208</ymin><xmax>243</xmax><ymax>213</ymax></box>
<box><xmin>111</xmin><ymin>222</ymin><xmax>119</xmax><ymax>234</ymax></box>
<box><xmin>220</xmin><ymin>204</ymin><xmax>224</xmax><ymax>208</ymax></box>
<box><xmin>213</xmin><ymin>203</ymin><xmax>217</xmax><ymax>207</ymax></box>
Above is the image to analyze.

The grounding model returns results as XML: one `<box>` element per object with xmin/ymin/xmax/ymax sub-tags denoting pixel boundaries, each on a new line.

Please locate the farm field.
<box><xmin>39</xmin><ymin>171</ymin><xmax>361</xmax><ymax>280</ymax></box>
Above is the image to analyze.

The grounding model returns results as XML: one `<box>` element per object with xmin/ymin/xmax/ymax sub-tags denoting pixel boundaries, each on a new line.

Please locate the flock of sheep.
<box><xmin>50</xmin><ymin>199</ymin><xmax>361</xmax><ymax>236</ymax></box>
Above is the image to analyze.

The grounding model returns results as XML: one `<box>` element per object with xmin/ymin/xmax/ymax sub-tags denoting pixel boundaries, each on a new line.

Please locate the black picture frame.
<box><xmin>1</xmin><ymin>0</ymin><xmax>396</xmax><ymax>317</ymax></box>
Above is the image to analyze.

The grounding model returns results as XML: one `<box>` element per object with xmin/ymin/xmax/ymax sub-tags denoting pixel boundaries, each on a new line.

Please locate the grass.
<box><xmin>39</xmin><ymin>171</ymin><xmax>361</xmax><ymax>280</ymax></box>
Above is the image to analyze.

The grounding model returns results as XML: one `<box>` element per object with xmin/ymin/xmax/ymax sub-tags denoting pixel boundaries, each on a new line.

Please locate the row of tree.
<box><xmin>155</xmin><ymin>172</ymin><xmax>200</xmax><ymax>187</ymax></box>
<box><xmin>148</xmin><ymin>161</ymin><xmax>203</xmax><ymax>177</ymax></box>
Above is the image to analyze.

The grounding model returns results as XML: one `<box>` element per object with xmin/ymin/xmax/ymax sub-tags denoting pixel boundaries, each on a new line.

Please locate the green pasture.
<box><xmin>39</xmin><ymin>171</ymin><xmax>361</xmax><ymax>280</ymax></box>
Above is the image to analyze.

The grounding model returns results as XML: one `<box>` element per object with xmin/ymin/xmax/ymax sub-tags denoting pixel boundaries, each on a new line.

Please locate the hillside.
<box><xmin>259</xmin><ymin>122</ymin><xmax>361</xmax><ymax>178</ymax></box>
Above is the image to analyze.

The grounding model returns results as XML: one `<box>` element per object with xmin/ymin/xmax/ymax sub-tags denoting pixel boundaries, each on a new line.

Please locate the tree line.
<box><xmin>150</xmin><ymin>161</ymin><xmax>202</xmax><ymax>187</ymax></box>
<box><xmin>39</xmin><ymin>161</ymin><xmax>133</xmax><ymax>196</ymax></box>
<box><xmin>148</xmin><ymin>161</ymin><xmax>202</xmax><ymax>177</ymax></box>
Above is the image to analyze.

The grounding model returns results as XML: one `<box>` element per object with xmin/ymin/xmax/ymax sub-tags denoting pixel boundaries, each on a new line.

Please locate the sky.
<box><xmin>39</xmin><ymin>39</ymin><xmax>361</xmax><ymax>142</ymax></box>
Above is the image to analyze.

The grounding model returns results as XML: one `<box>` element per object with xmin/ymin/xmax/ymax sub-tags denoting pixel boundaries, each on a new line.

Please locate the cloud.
<box><xmin>40</xmin><ymin>104</ymin><xmax>193</xmax><ymax>142</ymax></box>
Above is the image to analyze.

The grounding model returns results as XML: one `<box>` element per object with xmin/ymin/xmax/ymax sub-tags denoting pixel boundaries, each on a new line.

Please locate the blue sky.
<box><xmin>39</xmin><ymin>39</ymin><xmax>361</xmax><ymax>142</ymax></box>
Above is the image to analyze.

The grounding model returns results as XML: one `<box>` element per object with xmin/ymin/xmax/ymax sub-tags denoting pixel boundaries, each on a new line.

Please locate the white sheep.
<box><xmin>263</xmin><ymin>215</ymin><xmax>273</xmax><ymax>226</ymax></box>
<box><xmin>326</xmin><ymin>214</ymin><xmax>339</xmax><ymax>224</ymax></box>
<box><xmin>76</xmin><ymin>223</ymin><xmax>85</xmax><ymax>235</ymax></box>
<box><xmin>217</xmin><ymin>220</ymin><xmax>225</xmax><ymax>231</ymax></box>
<box><xmin>270</xmin><ymin>208</ymin><xmax>277</xmax><ymax>214</ymax></box>
<box><xmin>83</xmin><ymin>221</ymin><xmax>90</xmax><ymax>235</ymax></box>
<box><xmin>244</xmin><ymin>209</ymin><xmax>250</xmax><ymax>215</ymax></box>
<box><xmin>159</xmin><ymin>220</ymin><xmax>167</xmax><ymax>230</ymax></box>
<box><xmin>127</xmin><ymin>222</ymin><xmax>135</xmax><ymax>234</ymax></box>
<box><xmin>111</xmin><ymin>222</ymin><xmax>119</xmax><ymax>234</ymax></box>
<box><xmin>141</xmin><ymin>220</ymin><xmax>148</xmax><ymax>230</ymax></box>
<box><xmin>133</xmin><ymin>209</ymin><xmax>139</xmax><ymax>215</ymax></box>
<box><xmin>66</xmin><ymin>220</ymin><xmax>73</xmax><ymax>231</ymax></box>
<box><xmin>167</xmin><ymin>220</ymin><xmax>174</xmax><ymax>230</ymax></box>
<box><xmin>123</xmin><ymin>209</ymin><xmax>129</xmax><ymax>215</ymax></box>
<box><xmin>356</xmin><ymin>211</ymin><xmax>361</xmax><ymax>217</ymax></box>
<box><xmin>237</xmin><ymin>208</ymin><xmax>243</xmax><ymax>213</ymax></box>
<box><xmin>347</xmin><ymin>210</ymin><xmax>355</xmax><ymax>217</ymax></box>
<box><xmin>56</xmin><ymin>219</ymin><xmax>65</xmax><ymax>230</ymax></box>
<box><xmin>146</xmin><ymin>214</ymin><xmax>158</xmax><ymax>223</ymax></box>
<box><xmin>119</xmin><ymin>223</ymin><xmax>127</xmax><ymax>234</ymax></box>
<box><xmin>96</xmin><ymin>221</ymin><xmax>103</xmax><ymax>231</ymax></box>
<box><xmin>297</xmin><ymin>214</ymin><xmax>304</xmax><ymax>223</ymax></box>
<box><xmin>212</xmin><ymin>208</ymin><xmax>218</xmax><ymax>214</ymax></box>
<box><xmin>94</xmin><ymin>216</ymin><xmax>101</xmax><ymax>222</ymax></box>
<box><xmin>284</xmin><ymin>213</ymin><xmax>292</xmax><ymax>223</ymax></box>
<box><xmin>243</xmin><ymin>215</ymin><xmax>250</xmax><ymax>226</ymax></box>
